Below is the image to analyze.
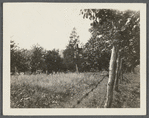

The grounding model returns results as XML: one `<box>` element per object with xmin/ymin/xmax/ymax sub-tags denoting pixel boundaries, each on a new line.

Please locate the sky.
<box><xmin>4</xmin><ymin>3</ymin><xmax>142</xmax><ymax>51</ymax></box>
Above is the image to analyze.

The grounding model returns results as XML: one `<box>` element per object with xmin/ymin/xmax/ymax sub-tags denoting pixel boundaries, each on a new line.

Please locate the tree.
<box><xmin>63</xmin><ymin>27</ymin><xmax>82</xmax><ymax>72</ymax></box>
<box><xmin>83</xmin><ymin>35</ymin><xmax>111</xmax><ymax>71</ymax></box>
<box><xmin>10</xmin><ymin>41</ymin><xmax>29</xmax><ymax>74</ymax></box>
<box><xmin>45</xmin><ymin>49</ymin><xmax>64</xmax><ymax>73</ymax></box>
<box><xmin>81</xmin><ymin>9</ymin><xmax>140</xmax><ymax>107</ymax></box>
<box><xmin>17</xmin><ymin>49</ymin><xmax>31</xmax><ymax>72</ymax></box>
<box><xmin>11</xmin><ymin>40</ymin><xmax>17</xmax><ymax>73</ymax></box>
<box><xmin>30</xmin><ymin>44</ymin><xmax>45</xmax><ymax>73</ymax></box>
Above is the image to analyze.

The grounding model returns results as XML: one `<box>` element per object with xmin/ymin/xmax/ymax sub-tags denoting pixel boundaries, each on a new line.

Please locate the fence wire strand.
<box><xmin>72</xmin><ymin>73</ymin><xmax>108</xmax><ymax>108</ymax></box>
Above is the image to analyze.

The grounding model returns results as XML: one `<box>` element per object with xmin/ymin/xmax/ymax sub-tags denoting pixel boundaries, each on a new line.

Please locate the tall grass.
<box><xmin>111</xmin><ymin>72</ymin><xmax>140</xmax><ymax>108</ymax></box>
<box><xmin>11</xmin><ymin>72</ymin><xmax>104</xmax><ymax>108</ymax></box>
<box><xmin>11</xmin><ymin>71</ymin><xmax>140</xmax><ymax>108</ymax></box>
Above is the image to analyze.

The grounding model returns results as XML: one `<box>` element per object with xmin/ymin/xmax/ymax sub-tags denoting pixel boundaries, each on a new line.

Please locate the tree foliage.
<box><xmin>30</xmin><ymin>44</ymin><xmax>45</xmax><ymax>73</ymax></box>
<box><xmin>10</xmin><ymin>41</ymin><xmax>29</xmax><ymax>73</ymax></box>
<box><xmin>81</xmin><ymin>9</ymin><xmax>140</xmax><ymax>72</ymax></box>
<box><xmin>63</xmin><ymin>27</ymin><xmax>83</xmax><ymax>72</ymax></box>
<box><xmin>83</xmin><ymin>35</ymin><xmax>111</xmax><ymax>71</ymax></box>
<box><xmin>11</xmin><ymin>41</ymin><xmax>65</xmax><ymax>74</ymax></box>
<box><xmin>45</xmin><ymin>49</ymin><xmax>64</xmax><ymax>73</ymax></box>
<box><xmin>81</xmin><ymin>9</ymin><xmax>140</xmax><ymax>108</ymax></box>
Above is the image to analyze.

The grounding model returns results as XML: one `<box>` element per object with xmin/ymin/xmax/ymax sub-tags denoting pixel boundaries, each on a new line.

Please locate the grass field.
<box><xmin>11</xmin><ymin>70</ymin><xmax>140</xmax><ymax>108</ymax></box>
<box><xmin>112</xmin><ymin>72</ymin><xmax>140</xmax><ymax>108</ymax></box>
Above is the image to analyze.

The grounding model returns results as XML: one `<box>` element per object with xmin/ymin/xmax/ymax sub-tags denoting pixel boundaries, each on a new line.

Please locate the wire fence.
<box><xmin>72</xmin><ymin>72</ymin><xmax>108</xmax><ymax>108</ymax></box>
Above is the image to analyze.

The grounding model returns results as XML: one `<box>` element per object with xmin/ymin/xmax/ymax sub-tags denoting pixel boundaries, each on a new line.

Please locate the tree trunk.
<box><xmin>76</xmin><ymin>64</ymin><xmax>78</xmax><ymax>73</ymax></box>
<box><xmin>114</xmin><ymin>53</ymin><xmax>120</xmax><ymax>91</ymax></box>
<box><xmin>104</xmin><ymin>45</ymin><xmax>118</xmax><ymax>108</ymax></box>
<box><xmin>15</xmin><ymin>66</ymin><xmax>17</xmax><ymax>73</ymax></box>
<box><xmin>119</xmin><ymin>59</ymin><xmax>123</xmax><ymax>84</ymax></box>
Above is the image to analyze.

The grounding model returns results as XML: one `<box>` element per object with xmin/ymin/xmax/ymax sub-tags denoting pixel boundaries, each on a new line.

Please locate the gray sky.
<box><xmin>4</xmin><ymin>3</ymin><xmax>141</xmax><ymax>50</ymax></box>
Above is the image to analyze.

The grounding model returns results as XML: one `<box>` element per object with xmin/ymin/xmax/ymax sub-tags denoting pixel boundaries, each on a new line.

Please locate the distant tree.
<box><xmin>10</xmin><ymin>41</ymin><xmax>29</xmax><ymax>74</ymax></box>
<box><xmin>17</xmin><ymin>49</ymin><xmax>31</xmax><ymax>72</ymax></box>
<box><xmin>45</xmin><ymin>49</ymin><xmax>63</xmax><ymax>73</ymax></box>
<box><xmin>63</xmin><ymin>27</ymin><xmax>83</xmax><ymax>72</ymax></box>
<box><xmin>11</xmin><ymin>40</ymin><xmax>18</xmax><ymax>73</ymax></box>
<box><xmin>30</xmin><ymin>44</ymin><xmax>45</xmax><ymax>73</ymax></box>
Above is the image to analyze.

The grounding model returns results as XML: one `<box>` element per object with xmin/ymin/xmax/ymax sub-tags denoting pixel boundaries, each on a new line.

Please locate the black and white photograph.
<box><xmin>3</xmin><ymin>3</ymin><xmax>146</xmax><ymax>115</ymax></box>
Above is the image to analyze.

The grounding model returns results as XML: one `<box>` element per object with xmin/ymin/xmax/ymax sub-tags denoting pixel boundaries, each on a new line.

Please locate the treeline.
<box><xmin>11</xmin><ymin>9</ymin><xmax>140</xmax><ymax>75</ymax></box>
<box><xmin>11</xmin><ymin>42</ymin><xmax>66</xmax><ymax>74</ymax></box>
<box><xmin>10</xmin><ymin>28</ymin><xmax>111</xmax><ymax>74</ymax></box>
